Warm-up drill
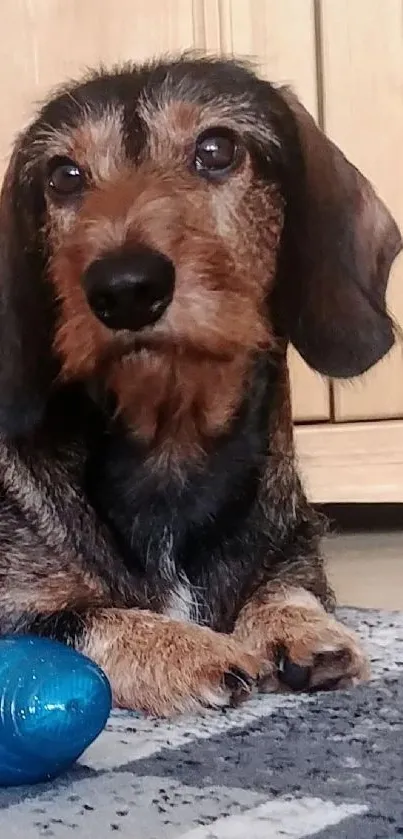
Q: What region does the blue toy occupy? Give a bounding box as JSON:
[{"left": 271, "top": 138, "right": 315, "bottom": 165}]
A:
[{"left": 0, "top": 635, "right": 112, "bottom": 786}]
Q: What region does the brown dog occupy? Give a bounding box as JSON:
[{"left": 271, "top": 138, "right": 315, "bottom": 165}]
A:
[{"left": 0, "top": 56, "right": 400, "bottom": 715}]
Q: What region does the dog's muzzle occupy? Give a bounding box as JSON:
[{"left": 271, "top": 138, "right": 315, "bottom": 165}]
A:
[{"left": 81, "top": 248, "right": 175, "bottom": 332}]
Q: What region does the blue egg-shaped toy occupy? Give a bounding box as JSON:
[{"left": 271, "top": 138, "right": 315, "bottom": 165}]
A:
[{"left": 0, "top": 636, "right": 112, "bottom": 786}]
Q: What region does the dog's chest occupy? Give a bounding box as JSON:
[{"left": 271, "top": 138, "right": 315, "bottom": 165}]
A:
[
  {"left": 84, "top": 438, "right": 207, "bottom": 617},
  {"left": 138, "top": 522, "right": 201, "bottom": 623},
  {"left": 84, "top": 364, "right": 273, "bottom": 621}
]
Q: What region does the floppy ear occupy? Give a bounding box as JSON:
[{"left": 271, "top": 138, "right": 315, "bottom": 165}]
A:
[
  {"left": 275, "top": 88, "right": 402, "bottom": 378},
  {"left": 0, "top": 142, "right": 56, "bottom": 436}
]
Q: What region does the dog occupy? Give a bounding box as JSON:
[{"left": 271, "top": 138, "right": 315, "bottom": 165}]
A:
[{"left": 0, "top": 56, "right": 400, "bottom": 715}]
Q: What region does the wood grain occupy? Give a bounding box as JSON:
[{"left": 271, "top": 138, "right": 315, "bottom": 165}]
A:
[
  {"left": 296, "top": 420, "right": 403, "bottom": 503},
  {"left": 319, "top": 0, "right": 403, "bottom": 420}
]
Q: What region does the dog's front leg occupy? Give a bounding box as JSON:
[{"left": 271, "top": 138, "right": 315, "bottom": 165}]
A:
[
  {"left": 29, "top": 607, "right": 259, "bottom": 716},
  {"left": 233, "top": 582, "right": 370, "bottom": 693}
]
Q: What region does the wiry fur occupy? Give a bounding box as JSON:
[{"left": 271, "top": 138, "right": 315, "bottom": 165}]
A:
[{"left": 0, "top": 56, "right": 400, "bottom": 714}]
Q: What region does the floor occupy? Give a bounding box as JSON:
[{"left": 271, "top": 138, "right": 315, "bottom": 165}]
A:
[{"left": 326, "top": 531, "right": 403, "bottom": 610}]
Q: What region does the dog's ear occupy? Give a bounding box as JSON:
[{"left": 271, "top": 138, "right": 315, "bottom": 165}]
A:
[
  {"left": 275, "top": 88, "right": 402, "bottom": 378},
  {"left": 0, "top": 141, "right": 56, "bottom": 436}
]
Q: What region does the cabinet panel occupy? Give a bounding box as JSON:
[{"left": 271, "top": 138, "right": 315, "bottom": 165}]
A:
[
  {"left": 320, "top": 0, "right": 403, "bottom": 420},
  {"left": 289, "top": 349, "right": 330, "bottom": 422}
]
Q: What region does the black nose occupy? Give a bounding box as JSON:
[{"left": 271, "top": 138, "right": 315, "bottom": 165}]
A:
[{"left": 82, "top": 249, "right": 175, "bottom": 331}]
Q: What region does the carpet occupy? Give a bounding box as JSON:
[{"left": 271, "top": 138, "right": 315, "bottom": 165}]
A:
[{"left": 1, "top": 608, "right": 403, "bottom": 838}]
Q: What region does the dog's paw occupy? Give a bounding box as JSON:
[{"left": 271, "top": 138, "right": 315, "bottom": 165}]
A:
[
  {"left": 257, "top": 609, "right": 370, "bottom": 693},
  {"left": 134, "top": 626, "right": 260, "bottom": 715},
  {"left": 233, "top": 590, "right": 370, "bottom": 695},
  {"left": 93, "top": 610, "right": 260, "bottom": 716},
  {"left": 188, "top": 645, "right": 259, "bottom": 712}
]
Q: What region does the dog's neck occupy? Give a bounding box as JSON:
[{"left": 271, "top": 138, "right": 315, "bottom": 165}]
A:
[{"left": 103, "top": 349, "right": 250, "bottom": 469}]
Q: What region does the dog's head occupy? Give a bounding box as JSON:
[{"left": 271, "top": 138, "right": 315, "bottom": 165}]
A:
[{"left": 0, "top": 56, "right": 400, "bottom": 437}]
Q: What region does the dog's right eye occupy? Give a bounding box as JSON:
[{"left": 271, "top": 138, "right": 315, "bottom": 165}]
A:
[
  {"left": 193, "top": 128, "right": 242, "bottom": 180},
  {"left": 46, "top": 157, "right": 85, "bottom": 199}
]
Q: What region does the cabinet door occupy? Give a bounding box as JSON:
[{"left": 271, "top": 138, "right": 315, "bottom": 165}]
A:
[
  {"left": 319, "top": 0, "right": 403, "bottom": 421},
  {"left": 201, "top": 0, "right": 331, "bottom": 421},
  {"left": 0, "top": 0, "right": 199, "bottom": 175}
]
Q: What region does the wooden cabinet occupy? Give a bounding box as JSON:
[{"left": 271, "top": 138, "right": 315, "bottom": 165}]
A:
[{"left": 0, "top": 0, "right": 402, "bottom": 500}]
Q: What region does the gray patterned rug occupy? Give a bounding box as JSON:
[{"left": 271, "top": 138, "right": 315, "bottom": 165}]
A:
[{"left": 2, "top": 608, "right": 403, "bottom": 838}]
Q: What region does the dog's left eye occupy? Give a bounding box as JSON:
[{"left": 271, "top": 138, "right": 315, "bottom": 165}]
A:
[
  {"left": 194, "top": 129, "right": 242, "bottom": 178},
  {"left": 46, "top": 156, "right": 85, "bottom": 199}
]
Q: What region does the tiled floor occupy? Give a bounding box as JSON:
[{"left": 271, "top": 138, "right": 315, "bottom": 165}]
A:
[{"left": 326, "top": 531, "right": 403, "bottom": 610}]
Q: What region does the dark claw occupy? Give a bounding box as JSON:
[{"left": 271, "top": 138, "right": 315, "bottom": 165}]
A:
[
  {"left": 276, "top": 649, "right": 311, "bottom": 692},
  {"left": 224, "top": 667, "right": 255, "bottom": 705}
]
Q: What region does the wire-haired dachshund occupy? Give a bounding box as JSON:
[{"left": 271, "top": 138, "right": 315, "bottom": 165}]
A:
[{"left": 0, "top": 56, "right": 400, "bottom": 715}]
